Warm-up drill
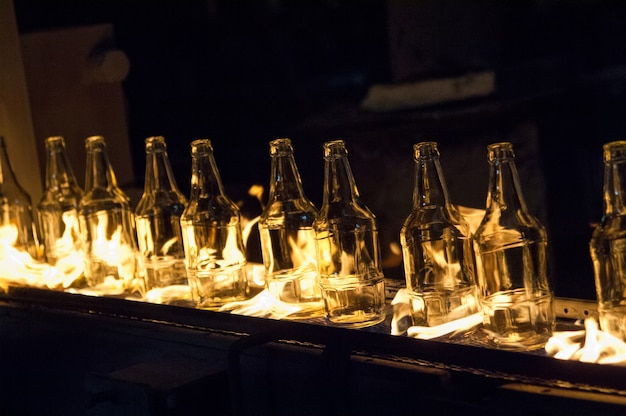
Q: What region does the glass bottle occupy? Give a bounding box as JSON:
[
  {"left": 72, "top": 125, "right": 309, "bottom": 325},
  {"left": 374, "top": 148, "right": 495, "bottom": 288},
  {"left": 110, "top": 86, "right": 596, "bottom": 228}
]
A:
[
  {"left": 0, "top": 136, "right": 41, "bottom": 260},
  {"left": 400, "top": 142, "right": 479, "bottom": 327},
  {"left": 78, "top": 135, "right": 144, "bottom": 297},
  {"left": 590, "top": 140, "right": 626, "bottom": 342},
  {"left": 180, "top": 139, "right": 248, "bottom": 309},
  {"left": 314, "top": 139, "right": 386, "bottom": 327},
  {"left": 37, "top": 136, "right": 85, "bottom": 288},
  {"left": 473, "top": 142, "right": 554, "bottom": 350},
  {"left": 135, "top": 136, "right": 189, "bottom": 302},
  {"left": 259, "top": 138, "right": 323, "bottom": 318}
]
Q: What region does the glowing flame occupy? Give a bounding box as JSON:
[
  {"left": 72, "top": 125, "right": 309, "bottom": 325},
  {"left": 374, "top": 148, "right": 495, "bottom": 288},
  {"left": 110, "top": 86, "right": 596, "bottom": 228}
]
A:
[
  {"left": 545, "top": 318, "right": 626, "bottom": 365},
  {"left": 74, "top": 211, "right": 144, "bottom": 297},
  {"left": 0, "top": 223, "right": 68, "bottom": 291},
  {"left": 50, "top": 211, "right": 84, "bottom": 287},
  {"left": 391, "top": 288, "right": 482, "bottom": 338}
]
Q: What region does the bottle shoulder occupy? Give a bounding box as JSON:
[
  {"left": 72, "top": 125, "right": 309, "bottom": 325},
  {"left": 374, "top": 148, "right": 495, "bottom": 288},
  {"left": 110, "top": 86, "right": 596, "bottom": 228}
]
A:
[
  {"left": 182, "top": 195, "right": 240, "bottom": 222},
  {"left": 474, "top": 210, "right": 547, "bottom": 247},
  {"left": 135, "top": 190, "right": 188, "bottom": 214},
  {"left": 592, "top": 215, "right": 626, "bottom": 239},
  {"left": 38, "top": 190, "right": 82, "bottom": 210},
  {"left": 260, "top": 198, "right": 318, "bottom": 219},
  {"left": 79, "top": 188, "right": 131, "bottom": 209}
]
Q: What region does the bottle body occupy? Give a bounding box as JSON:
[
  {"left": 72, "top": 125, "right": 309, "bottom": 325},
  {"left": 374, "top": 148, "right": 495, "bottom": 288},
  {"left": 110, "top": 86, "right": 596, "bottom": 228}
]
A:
[
  {"left": 37, "top": 136, "right": 84, "bottom": 288},
  {"left": 474, "top": 142, "right": 554, "bottom": 350},
  {"left": 314, "top": 139, "right": 386, "bottom": 327},
  {"left": 135, "top": 136, "right": 188, "bottom": 301},
  {"left": 0, "top": 136, "right": 41, "bottom": 261},
  {"left": 590, "top": 141, "right": 626, "bottom": 341},
  {"left": 181, "top": 139, "right": 247, "bottom": 309},
  {"left": 79, "top": 136, "right": 144, "bottom": 297},
  {"left": 400, "top": 142, "right": 479, "bottom": 327},
  {"left": 259, "top": 138, "right": 322, "bottom": 317}
]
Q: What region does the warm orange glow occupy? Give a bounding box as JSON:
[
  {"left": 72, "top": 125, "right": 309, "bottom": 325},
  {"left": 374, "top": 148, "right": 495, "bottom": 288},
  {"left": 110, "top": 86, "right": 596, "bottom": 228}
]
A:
[
  {"left": 545, "top": 318, "right": 626, "bottom": 365},
  {"left": 0, "top": 223, "right": 68, "bottom": 290},
  {"left": 50, "top": 211, "right": 84, "bottom": 287}
]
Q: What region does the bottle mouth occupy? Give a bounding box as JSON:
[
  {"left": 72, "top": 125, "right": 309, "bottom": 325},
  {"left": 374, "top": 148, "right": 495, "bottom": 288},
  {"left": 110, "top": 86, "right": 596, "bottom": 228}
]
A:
[
  {"left": 413, "top": 142, "right": 439, "bottom": 160},
  {"left": 45, "top": 136, "right": 66, "bottom": 148},
  {"left": 145, "top": 136, "right": 168, "bottom": 153},
  {"left": 190, "top": 138, "right": 213, "bottom": 155},
  {"left": 603, "top": 140, "right": 626, "bottom": 163},
  {"left": 323, "top": 139, "right": 348, "bottom": 159},
  {"left": 269, "top": 138, "right": 293, "bottom": 156},
  {"left": 85, "top": 136, "right": 106, "bottom": 150},
  {"left": 487, "top": 142, "right": 515, "bottom": 163}
]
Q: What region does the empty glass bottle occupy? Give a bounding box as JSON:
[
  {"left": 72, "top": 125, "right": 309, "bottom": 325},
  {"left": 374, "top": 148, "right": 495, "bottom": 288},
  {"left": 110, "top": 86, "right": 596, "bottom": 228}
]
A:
[
  {"left": 0, "top": 136, "right": 41, "bottom": 260},
  {"left": 473, "top": 142, "right": 554, "bottom": 350},
  {"left": 400, "top": 142, "right": 479, "bottom": 327},
  {"left": 180, "top": 139, "right": 248, "bottom": 309},
  {"left": 37, "top": 136, "right": 84, "bottom": 288},
  {"left": 590, "top": 140, "right": 626, "bottom": 342},
  {"left": 314, "top": 139, "right": 386, "bottom": 327},
  {"left": 259, "top": 138, "right": 323, "bottom": 318},
  {"left": 78, "top": 135, "right": 144, "bottom": 297},
  {"left": 135, "top": 136, "right": 188, "bottom": 300}
]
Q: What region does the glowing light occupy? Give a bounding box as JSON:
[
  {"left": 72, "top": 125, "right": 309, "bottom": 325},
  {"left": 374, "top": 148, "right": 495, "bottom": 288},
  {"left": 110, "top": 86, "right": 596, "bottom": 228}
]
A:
[
  {"left": 0, "top": 223, "right": 68, "bottom": 290},
  {"left": 545, "top": 318, "right": 626, "bottom": 365}
]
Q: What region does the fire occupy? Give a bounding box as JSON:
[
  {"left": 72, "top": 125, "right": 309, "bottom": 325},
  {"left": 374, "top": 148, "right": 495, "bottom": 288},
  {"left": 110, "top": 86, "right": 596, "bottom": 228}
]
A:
[
  {"left": 49, "top": 211, "right": 84, "bottom": 287},
  {"left": 219, "top": 285, "right": 322, "bottom": 319},
  {"left": 545, "top": 318, "right": 626, "bottom": 365},
  {"left": 0, "top": 223, "right": 68, "bottom": 291},
  {"left": 391, "top": 287, "right": 482, "bottom": 338}
]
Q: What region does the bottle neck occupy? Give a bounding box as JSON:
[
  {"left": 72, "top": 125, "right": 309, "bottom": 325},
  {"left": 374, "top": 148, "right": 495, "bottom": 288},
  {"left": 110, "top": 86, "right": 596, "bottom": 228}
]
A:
[
  {"left": 268, "top": 153, "right": 306, "bottom": 201},
  {"left": 412, "top": 146, "right": 450, "bottom": 209},
  {"left": 144, "top": 146, "right": 179, "bottom": 193},
  {"left": 0, "top": 137, "right": 21, "bottom": 189},
  {"left": 322, "top": 152, "right": 359, "bottom": 205},
  {"left": 603, "top": 144, "right": 626, "bottom": 216},
  {"left": 45, "top": 139, "right": 80, "bottom": 191},
  {"left": 485, "top": 144, "right": 528, "bottom": 214},
  {"left": 84, "top": 137, "right": 119, "bottom": 191},
  {"left": 189, "top": 141, "right": 225, "bottom": 199}
]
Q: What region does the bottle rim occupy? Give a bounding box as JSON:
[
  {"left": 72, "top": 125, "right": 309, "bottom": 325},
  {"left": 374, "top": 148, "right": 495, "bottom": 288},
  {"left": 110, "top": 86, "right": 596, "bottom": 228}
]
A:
[
  {"left": 45, "top": 136, "right": 65, "bottom": 147},
  {"left": 190, "top": 138, "right": 213, "bottom": 155},
  {"left": 145, "top": 136, "right": 168, "bottom": 152},
  {"left": 413, "top": 141, "right": 439, "bottom": 159},
  {"left": 487, "top": 141, "right": 515, "bottom": 162},
  {"left": 323, "top": 139, "right": 348, "bottom": 159},
  {"left": 269, "top": 137, "right": 293, "bottom": 156},
  {"left": 603, "top": 140, "right": 626, "bottom": 163}
]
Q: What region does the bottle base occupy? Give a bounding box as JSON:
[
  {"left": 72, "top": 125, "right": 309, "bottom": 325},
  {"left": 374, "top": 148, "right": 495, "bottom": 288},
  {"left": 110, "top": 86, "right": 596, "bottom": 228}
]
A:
[
  {"left": 188, "top": 268, "right": 248, "bottom": 309},
  {"left": 480, "top": 289, "right": 555, "bottom": 351},
  {"left": 321, "top": 276, "right": 386, "bottom": 328},
  {"left": 408, "top": 286, "right": 479, "bottom": 327}
]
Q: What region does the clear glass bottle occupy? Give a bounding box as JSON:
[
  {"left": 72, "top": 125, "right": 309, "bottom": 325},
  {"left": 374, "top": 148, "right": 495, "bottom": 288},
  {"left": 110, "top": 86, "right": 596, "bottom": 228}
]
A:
[
  {"left": 37, "top": 136, "right": 85, "bottom": 288},
  {"left": 400, "top": 142, "right": 479, "bottom": 327},
  {"left": 590, "top": 140, "right": 626, "bottom": 342},
  {"left": 78, "top": 135, "right": 144, "bottom": 297},
  {"left": 0, "top": 136, "right": 41, "bottom": 260},
  {"left": 473, "top": 142, "right": 554, "bottom": 350},
  {"left": 314, "top": 139, "right": 386, "bottom": 327},
  {"left": 259, "top": 138, "right": 323, "bottom": 318},
  {"left": 180, "top": 139, "right": 248, "bottom": 309},
  {"left": 135, "top": 136, "right": 188, "bottom": 300}
]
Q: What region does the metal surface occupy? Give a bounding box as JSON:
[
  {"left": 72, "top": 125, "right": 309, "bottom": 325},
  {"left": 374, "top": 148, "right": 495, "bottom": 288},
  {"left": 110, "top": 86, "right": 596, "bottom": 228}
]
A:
[{"left": 0, "top": 284, "right": 624, "bottom": 415}]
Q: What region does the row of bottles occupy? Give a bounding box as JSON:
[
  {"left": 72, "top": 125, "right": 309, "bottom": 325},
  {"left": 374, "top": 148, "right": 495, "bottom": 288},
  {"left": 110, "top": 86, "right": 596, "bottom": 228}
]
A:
[
  {"left": 401, "top": 141, "right": 553, "bottom": 350},
  {"left": 0, "top": 134, "right": 551, "bottom": 342},
  {"left": 33, "top": 135, "right": 247, "bottom": 303},
  {"left": 8, "top": 132, "right": 626, "bottom": 347}
]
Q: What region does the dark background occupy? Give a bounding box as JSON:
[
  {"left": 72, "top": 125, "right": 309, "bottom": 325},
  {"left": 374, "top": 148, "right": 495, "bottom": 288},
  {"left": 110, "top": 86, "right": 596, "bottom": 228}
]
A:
[{"left": 13, "top": 0, "right": 626, "bottom": 300}]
